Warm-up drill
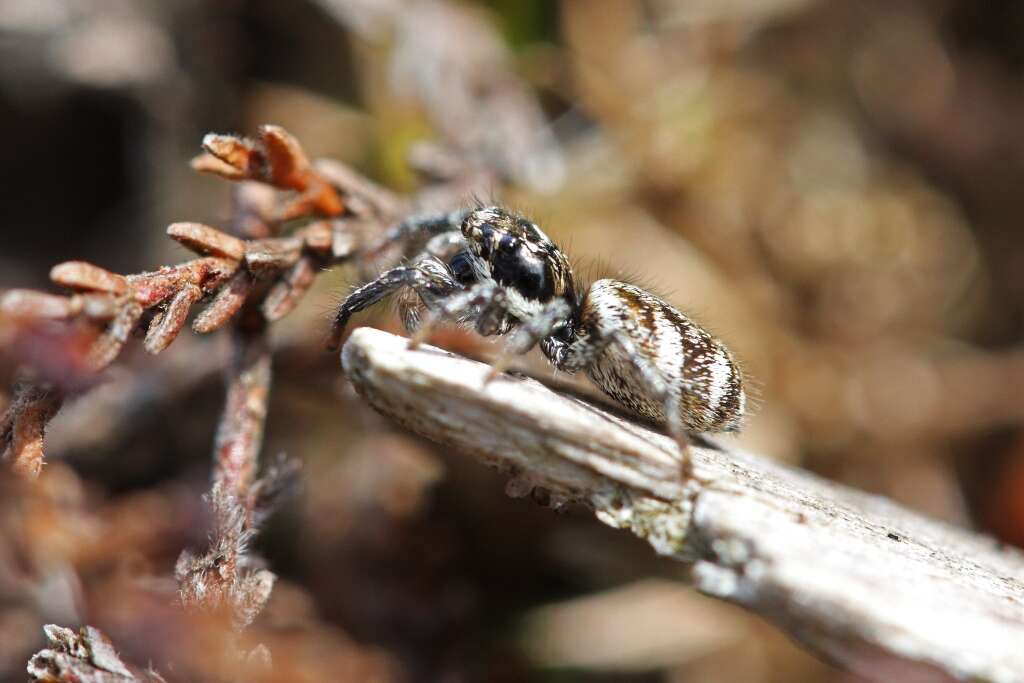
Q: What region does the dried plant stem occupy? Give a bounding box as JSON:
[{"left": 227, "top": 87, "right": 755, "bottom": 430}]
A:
[
  {"left": 214, "top": 322, "right": 272, "bottom": 504},
  {"left": 1, "top": 125, "right": 407, "bottom": 482},
  {"left": 174, "top": 201, "right": 283, "bottom": 651},
  {"left": 1, "top": 382, "right": 64, "bottom": 479}
]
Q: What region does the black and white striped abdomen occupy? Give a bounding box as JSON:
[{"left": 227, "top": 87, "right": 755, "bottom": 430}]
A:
[{"left": 579, "top": 280, "right": 746, "bottom": 433}]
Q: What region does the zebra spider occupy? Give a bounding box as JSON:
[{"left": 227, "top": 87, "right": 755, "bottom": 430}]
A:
[{"left": 328, "top": 206, "right": 747, "bottom": 468}]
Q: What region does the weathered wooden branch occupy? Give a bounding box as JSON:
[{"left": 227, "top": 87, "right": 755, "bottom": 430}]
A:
[{"left": 341, "top": 327, "right": 1024, "bottom": 683}]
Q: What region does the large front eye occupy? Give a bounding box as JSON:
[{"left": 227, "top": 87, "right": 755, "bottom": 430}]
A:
[{"left": 492, "top": 238, "right": 553, "bottom": 302}]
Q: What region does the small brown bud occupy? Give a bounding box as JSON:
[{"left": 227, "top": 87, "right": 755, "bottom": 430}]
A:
[
  {"left": 262, "top": 256, "right": 316, "bottom": 322},
  {"left": 50, "top": 262, "right": 129, "bottom": 295},
  {"left": 259, "top": 125, "right": 309, "bottom": 190},
  {"left": 0, "top": 290, "right": 75, "bottom": 319},
  {"left": 77, "top": 293, "right": 120, "bottom": 321},
  {"left": 194, "top": 270, "right": 252, "bottom": 333},
  {"left": 144, "top": 284, "right": 203, "bottom": 354},
  {"left": 87, "top": 301, "right": 143, "bottom": 370},
  {"left": 191, "top": 152, "right": 247, "bottom": 180},
  {"left": 167, "top": 222, "right": 246, "bottom": 261},
  {"left": 245, "top": 238, "right": 303, "bottom": 274},
  {"left": 202, "top": 133, "right": 261, "bottom": 174}
]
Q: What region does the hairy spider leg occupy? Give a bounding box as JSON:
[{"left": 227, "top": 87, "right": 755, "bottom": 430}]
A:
[
  {"left": 422, "top": 231, "right": 469, "bottom": 260},
  {"left": 552, "top": 323, "right": 697, "bottom": 476},
  {"left": 395, "top": 234, "right": 477, "bottom": 332},
  {"left": 407, "top": 282, "right": 505, "bottom": 349},
  {"left": 484, "top": 299, "right": 574, "bottom": 382},
  {"left": 327, "top": 256, "right": 460, "bottom": 351},
  {"left": 604, "top": 328, "right": 699, "bottom": 476},
  {"left": 364, "top": 209, "right": 471, "bottom": 258}
]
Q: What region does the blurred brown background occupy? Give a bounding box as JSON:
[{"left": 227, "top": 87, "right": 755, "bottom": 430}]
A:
[{"left": 3, "top": 0, "right": 1024, "bottom": 681}]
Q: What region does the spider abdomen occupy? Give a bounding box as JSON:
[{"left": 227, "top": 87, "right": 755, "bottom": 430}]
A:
[{"left": 579, "top": 280, "right": 746, "bottom": 433}]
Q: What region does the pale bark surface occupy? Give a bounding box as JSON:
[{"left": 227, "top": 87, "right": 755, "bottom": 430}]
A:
[{"left": 342, "top": 327, "right": 1024, "bottom": 683}]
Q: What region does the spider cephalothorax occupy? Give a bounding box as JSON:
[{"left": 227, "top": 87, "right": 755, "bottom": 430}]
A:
[
  {"left": 460, "top": 206, "right": 576, "bottom": 311},
  {"left": 329, "top": 206, "right": 746, "bottom": 458}
]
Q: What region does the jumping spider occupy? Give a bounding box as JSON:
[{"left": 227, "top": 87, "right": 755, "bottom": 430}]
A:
[{"left": 328, "top": 206, "right": 746, "bottom": 469}]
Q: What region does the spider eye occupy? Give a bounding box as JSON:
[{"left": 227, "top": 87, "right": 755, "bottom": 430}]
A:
[{"left": 492, "top": 238, "right": 553, "bottom": 302}]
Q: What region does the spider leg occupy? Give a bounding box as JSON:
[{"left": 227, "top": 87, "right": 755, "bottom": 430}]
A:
[
  {"left": 364, "top": 209, "right": 471, "bottom": 258},
  {"left": 423, "top": 231, "right": 469, "bottom": 261},
  {"left": 484, "top": 299, "right": 573, "bottom": 382},
  {"left": 407, "top": 282, "right": 503, "bottom": 349},
  {"left": 603, "top": 329, "right": 698, "bottom": 477},
  {"left": 555, "top": 324, "right": 697, "bottom": 478},
  {"left": 327, "top": 256, "right": 458, "bottom": 351}
]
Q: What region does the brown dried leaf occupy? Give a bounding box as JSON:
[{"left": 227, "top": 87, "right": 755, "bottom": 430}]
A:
[
  {"left": 197, "top": 127, "right": 345, "bottom": 221},
  {"left": 1, "top": 382, "right": 63, "bottom": 479},
  {"left": 51, "top": 262, "right": 129, "bottom": 296},
  {"left": 202, "top": 133, "right": 263, "bottom": 176},
  {"left": 274, "top": 183, "right": 345, "bottom": 222},
  {"left": 144, "top": 284, "right": 203, "bottom": 355},
  {"left": 191, "top": 152, "right": 247, "bottom": 180},
  {"left": 87, "top": 302, "right": 143, "bottom": 370},
  {"left": 312, "top": 179, "right": 346, "bottom": 217},
  {"left": 0, "top": 291, "right": 123, "bottom": 326},
  {"left": 259, "top": 124, "right": 310, "bottom": 190},
  {"left": 167, "top": 222, "right": 246, "bottom": 261},
  {"left": 244, "top": 237, "right": 303, "bottom": 274},
  {"left": 77, "top": 294, "right": 120, "bottom": 321},
  {"left": 193, "top": 270, "right": 252, "bottom": 334},
  {"left": 274, "top": 193, "right": 316, "bottom": 223},
  {"left": 0, "top": 290, "right": 75, "bottom": 319},
  {"left": 262, "top": 255, "right": 316, "bottom": 322}
]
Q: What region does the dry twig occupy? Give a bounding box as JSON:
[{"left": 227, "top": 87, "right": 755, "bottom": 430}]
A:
[
  {"left": 341, "top": 327, "right": 1024, "bottom": 683},
  {"left": 0, "top": 381, "right": 64, "bottom": 480},
  {"left": 213, "top": 324, "right": 272, "bottom": 504},
  {"left": 15, "top": 126, "right": 377, "bottom": 680},
  {"left": 0, "top": 125, "right": 402, "bottom": 482},
  {"left": 172, "top": 175, "right": 302, "bottom": 666}
]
